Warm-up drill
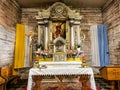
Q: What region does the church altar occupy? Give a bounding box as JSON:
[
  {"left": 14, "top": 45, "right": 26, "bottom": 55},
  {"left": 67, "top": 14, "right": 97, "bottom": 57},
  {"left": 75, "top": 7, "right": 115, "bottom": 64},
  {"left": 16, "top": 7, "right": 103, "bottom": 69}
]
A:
[
  {"left": 27, "top": 67, "right": 96, "bottom": 90},
  {"left": 27, "top": 2, "right": 96, "bottom": 90},
  {"left": 34, "top": 2, "right": 86, "bottom": 64}
]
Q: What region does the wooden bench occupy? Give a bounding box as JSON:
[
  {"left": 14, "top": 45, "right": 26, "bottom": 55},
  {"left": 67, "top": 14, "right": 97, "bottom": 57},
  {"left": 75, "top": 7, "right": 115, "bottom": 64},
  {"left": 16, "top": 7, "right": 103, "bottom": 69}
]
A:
[
  {"left": 0, "top": 65, "right": 18, "bottom": 90},
  {"left": 0, "top": 67, "right": 6, "bottom": 90},
  {"left": 100, "top": 66, "right": 120, "bottom": 90}
]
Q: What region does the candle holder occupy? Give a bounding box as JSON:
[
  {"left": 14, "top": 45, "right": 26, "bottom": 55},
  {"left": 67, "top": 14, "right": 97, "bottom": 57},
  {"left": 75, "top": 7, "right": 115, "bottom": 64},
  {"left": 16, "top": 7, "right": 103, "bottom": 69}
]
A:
[
  {"left": 82, "top": 59, "right": 87, "bottom": 67},
  {"left": 34, "top": 61, "right": 39, "bottom": 68},
  {"left": 81, "top": 54, "right": 87, "bottom": 67}
]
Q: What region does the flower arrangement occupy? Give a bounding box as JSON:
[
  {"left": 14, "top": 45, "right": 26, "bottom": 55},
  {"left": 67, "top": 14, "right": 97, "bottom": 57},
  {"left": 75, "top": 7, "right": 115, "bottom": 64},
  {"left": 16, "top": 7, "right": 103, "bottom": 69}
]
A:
[
  {"left": 40, "top": 50, "right": 53, "bottom": 60},
  {"left": 72, "top": 49, "right": 78, "bottom": 57},
  {"left": 40, "top": 50, "right": 49, "bottom": 60},
  {"left": 66, "top": 49, "right": 78, "bottom": 59}
]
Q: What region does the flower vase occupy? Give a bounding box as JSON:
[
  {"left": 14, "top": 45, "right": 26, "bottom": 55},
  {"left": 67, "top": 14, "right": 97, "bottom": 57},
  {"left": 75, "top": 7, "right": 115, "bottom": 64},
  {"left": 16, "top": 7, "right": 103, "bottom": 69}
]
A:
[
  {"left": 43, "top": 55, "right": 47, "bottom": 61},
  {"left": 72, "top": 54, "right": 76, "bottom": 60}
]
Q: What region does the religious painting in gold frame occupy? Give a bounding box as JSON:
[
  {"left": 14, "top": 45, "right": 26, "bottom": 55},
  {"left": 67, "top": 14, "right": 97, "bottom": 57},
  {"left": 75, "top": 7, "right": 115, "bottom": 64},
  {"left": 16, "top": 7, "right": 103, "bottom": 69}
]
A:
[{"left": 52, "top": 21, "right": 66, "bottom": 39}]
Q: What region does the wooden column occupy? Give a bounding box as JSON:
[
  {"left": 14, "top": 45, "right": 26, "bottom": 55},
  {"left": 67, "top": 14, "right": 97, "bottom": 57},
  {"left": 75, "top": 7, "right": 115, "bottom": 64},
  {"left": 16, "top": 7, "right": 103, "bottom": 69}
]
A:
[
  {"left": 38, "top": 25, "right": 41, "bottom": 44},
  {"left": 70, "top": 22, "right": 75, "bottom": 49},
  {"left": 44, "top": 21, "right": 49, "bottom": 50},
  {"left": 77, "top": 25, "right": 81, "bottom": 45}
]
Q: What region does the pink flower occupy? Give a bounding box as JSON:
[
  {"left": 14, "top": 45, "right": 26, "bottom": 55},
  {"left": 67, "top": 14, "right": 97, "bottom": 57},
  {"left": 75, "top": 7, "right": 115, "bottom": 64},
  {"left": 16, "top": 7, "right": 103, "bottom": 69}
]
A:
[{"left": 41, "top": 50, "right": 48, "bottom": 56}]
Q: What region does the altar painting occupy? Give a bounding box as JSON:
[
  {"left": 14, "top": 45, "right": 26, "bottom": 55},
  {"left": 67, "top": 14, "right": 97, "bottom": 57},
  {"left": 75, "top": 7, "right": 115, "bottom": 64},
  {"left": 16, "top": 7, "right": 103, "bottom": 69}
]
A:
[{"left": 52, "top": 22, "right": 66, "bottom": 39}]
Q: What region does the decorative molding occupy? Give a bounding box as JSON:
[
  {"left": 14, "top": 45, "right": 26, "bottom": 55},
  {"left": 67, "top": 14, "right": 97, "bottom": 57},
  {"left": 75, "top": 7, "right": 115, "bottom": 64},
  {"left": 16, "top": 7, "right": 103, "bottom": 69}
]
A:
[{"left": 36, "top": 2, "right": 82, "bottom": 22}]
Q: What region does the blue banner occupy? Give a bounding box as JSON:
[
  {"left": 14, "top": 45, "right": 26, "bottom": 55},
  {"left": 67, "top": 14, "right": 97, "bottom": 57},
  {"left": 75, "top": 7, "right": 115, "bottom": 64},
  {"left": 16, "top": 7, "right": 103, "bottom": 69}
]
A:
[{"left": 97, "top": 24, "right": 110, "bottom": 67}]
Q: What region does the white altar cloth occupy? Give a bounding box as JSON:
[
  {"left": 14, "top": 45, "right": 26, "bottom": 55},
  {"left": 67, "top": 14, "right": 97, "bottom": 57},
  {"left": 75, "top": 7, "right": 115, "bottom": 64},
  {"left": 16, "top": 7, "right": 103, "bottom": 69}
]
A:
[
  {"left": 27, "top": 67, "right": 96, "bottom": 90},
  {"left": 39, "top": 61, "right": 82, "bottom": 67}
]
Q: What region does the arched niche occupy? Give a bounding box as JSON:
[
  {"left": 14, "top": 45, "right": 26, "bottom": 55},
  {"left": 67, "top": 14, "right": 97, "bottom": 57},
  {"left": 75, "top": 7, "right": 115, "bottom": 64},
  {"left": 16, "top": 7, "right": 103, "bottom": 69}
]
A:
[{"left": 53, "top": 36, "right": 66, "bottom": 52}]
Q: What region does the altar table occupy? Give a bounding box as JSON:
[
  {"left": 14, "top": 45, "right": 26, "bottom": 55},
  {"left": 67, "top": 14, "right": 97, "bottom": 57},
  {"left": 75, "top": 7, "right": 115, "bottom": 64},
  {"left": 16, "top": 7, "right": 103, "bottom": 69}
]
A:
[{"left": 27, "top": 67, "right": 96, "bottom": 90}]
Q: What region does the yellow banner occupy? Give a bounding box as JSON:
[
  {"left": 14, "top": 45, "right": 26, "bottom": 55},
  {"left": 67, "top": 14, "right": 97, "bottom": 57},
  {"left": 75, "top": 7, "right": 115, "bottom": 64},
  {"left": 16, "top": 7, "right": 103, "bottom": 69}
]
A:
[{"left": 14, "top": 24, "right": 25, "bottom": 69}]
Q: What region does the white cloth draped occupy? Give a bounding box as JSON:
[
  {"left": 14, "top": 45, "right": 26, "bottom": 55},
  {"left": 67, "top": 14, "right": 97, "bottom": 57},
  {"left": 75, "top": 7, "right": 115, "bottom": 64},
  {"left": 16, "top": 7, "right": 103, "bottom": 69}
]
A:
[
  {"left": 27, "top": 67, "right": 96, "bottom": 90},
  {"left": 90, "top": 25, "right": 100, "bottom": 66},
  {"left": 24, "top": 25, "right": 30, "bottom": 67}
]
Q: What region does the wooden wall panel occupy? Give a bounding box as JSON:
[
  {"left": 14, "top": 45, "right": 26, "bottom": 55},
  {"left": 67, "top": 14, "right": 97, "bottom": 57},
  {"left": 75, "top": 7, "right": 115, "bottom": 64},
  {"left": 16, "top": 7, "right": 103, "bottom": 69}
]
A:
[
  {"left": 102, "top": 0, "right": 120, "bottom": 65},
  {"left": 0, "top": 0, "right": 21, "bottom": 67},
  {"left": 0, "top": 25, "right": 15, "bottom": 66}
]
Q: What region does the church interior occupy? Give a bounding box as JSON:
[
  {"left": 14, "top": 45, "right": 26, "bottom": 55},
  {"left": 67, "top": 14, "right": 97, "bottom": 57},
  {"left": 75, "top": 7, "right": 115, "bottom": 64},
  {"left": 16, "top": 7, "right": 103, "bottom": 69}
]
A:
[{"left": 0, "top": 0, "right": 120, "bottom": 90}]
